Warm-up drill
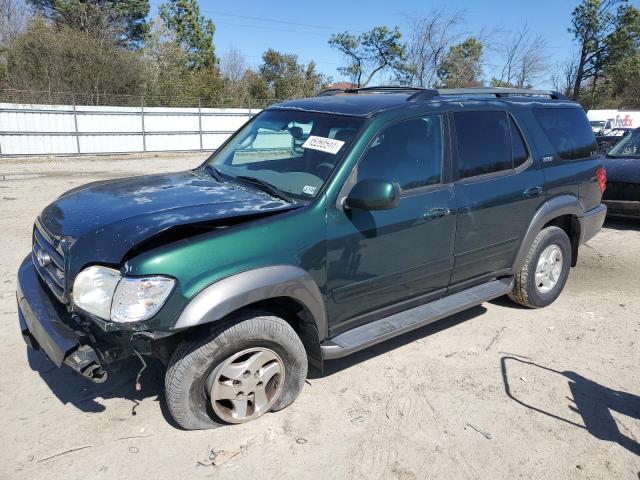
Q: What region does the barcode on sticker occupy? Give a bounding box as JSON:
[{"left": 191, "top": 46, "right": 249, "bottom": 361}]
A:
[{"left": 302, "top": 135, "right": 345, "bottom": 155}]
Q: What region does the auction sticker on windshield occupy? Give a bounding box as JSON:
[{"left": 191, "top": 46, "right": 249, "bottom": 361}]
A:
[{"left": 302, "top": 136, "right": 345, "bottom": 155}]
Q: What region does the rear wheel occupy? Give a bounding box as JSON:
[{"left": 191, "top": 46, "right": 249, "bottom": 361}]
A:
[
  {"left": 165, "top": 311, "right": 307, "bottom": 430},
  {"left": 509, "top": 226, "right": 572, "bottom": 308}
]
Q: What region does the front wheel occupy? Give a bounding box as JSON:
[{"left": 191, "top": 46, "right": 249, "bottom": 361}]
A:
[
  {"left": 509, "top": 226, "right": 572, "bottom": 308},
  {"left": 165, "top": 311, "right": 308, "bottom": 430}
]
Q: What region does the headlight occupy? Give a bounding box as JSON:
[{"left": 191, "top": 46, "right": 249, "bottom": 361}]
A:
[
  {"left": 111, "top": 276, "right": 175, "bottom": 323},
  {"left": 72, "top": 266, "right": 121, "bottom": 320},
  {"left": 72, "top": 266, "right": 175, "bottom": 323}
]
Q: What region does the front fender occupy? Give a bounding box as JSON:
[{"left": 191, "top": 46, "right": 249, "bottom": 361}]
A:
[{"left": 172, "top": 265, "right": 328, "bottom": 339}]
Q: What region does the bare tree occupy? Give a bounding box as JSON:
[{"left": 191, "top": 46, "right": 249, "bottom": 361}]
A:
[
  {"left": 0, "top": 0, "right": 27, "bottom": 48},
  {"left": 220, "top": 46, "right": 247, "bottom": 83},
  {"left": 401, "top": 9, "right": 466, "bottom": 87},
  {"left": 492, "top": 23, "right": 549, "bottom": 88},
  {"left": 550, "top": 54, "right": 579, "bottom": 97},
  {"left": 0, "top": 0, "right": 28, "bottom": 81}
]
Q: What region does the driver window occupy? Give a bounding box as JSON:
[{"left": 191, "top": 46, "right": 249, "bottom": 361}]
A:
[{"left": 357, "top": 115, "right": 443, "bottom": 190}]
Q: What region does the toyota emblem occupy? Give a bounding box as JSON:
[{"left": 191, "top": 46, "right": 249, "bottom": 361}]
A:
[{"left": 36, "top": 249, "right": 51, "bottom": 268}]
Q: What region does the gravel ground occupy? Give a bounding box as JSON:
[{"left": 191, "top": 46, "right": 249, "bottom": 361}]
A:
[{"left": 0, "top": 153, "right": 639, "bottom": 480}]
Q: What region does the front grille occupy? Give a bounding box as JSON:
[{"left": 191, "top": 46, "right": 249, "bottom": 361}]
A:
[{"left": 32, "top": 221, "right": 68, "bottom": 303}]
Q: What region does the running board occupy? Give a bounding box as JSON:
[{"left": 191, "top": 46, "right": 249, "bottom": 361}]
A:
[{"left": 321, "top": 277, "right": 513, "bottom": 360}]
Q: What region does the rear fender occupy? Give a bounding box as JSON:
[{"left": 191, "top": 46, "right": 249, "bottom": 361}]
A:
[{"left": 512, "top": 195, "right": 583, "bottom": 273}]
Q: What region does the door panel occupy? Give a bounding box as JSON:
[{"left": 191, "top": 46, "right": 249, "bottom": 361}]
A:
[
  {"left": 450, "top": 109, "right": 546, "bottom": 286},
  {"left": 326, "top": 187, "right": 457, "bottom": 331},
  {"left": 451, "top": 169, "right": 545, "bottom": 285},
  {"left": 325, "top": 113, "right": 456, "bottom": 333}
]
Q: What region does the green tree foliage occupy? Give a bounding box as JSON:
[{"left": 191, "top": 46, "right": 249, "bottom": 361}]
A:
[
  {"left": 329, "top": 26, "right": 407, "bottom": 87},
  {"left": 569, "top": 0, "right": 640, "bottom": 103},
  {"left": 7, "top": 16, "right": 144, "bottom": 96},
  {"left": 27, "top": 0, "right": 149, "bottom": 47},
  {"left": 142, "top": 17, "right": 191, "bottom": 102},
  {"left": 600, "top": 51, "right": 640, "bottom": 107},
  {"left": 436, "top": 37, "right": 483, "bottom": 88},
  {"left": 3, "top": 2, "right": 640, "bottom": 110},
  {"left": 143, "top": 17, "right": 226, "bottom": 106},
  {"left": 159, "top": 0, "right": 216, "bottom": 69},
  {"left": 259, "top": 49, "right": 327, "bottom": 99}
]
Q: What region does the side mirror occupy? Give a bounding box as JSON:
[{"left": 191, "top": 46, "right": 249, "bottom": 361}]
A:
[{"left": 344, "top": 179, "right": 400, "bottom": 211}]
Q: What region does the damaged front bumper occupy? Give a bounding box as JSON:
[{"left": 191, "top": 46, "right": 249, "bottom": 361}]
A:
[{"left": 17, "top": 256, "right": 108, "bottom": 383}]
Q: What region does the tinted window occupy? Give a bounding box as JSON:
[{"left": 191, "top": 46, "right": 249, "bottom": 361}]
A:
[
  {"left": 454, "top": 111, "right": 512, "bottom": 179},
  {"left": 534, "top": 107, "right": 597, "bottom": 160},
  {"left": 358, "top": 115, "right": 443, "bottom": 190},
  {"left": 510, "top": 117, "right": 529, "bottom": 167}
]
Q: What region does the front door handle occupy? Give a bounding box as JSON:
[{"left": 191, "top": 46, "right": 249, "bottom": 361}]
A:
[
  {"left": 523, "top": 186, "right": 543, "bottom": 198},
  {"left": 424, "top": 207, "right": 451, "bottom": 220}
]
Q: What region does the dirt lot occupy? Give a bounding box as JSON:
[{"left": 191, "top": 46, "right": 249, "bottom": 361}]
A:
[{"left": 0, "top": 153, "right": 639, "bottom": 480}]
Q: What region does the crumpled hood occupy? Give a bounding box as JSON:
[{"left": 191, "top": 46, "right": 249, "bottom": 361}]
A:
[{"left": 38, "top": 170, "right": 296, "bottom": 275}]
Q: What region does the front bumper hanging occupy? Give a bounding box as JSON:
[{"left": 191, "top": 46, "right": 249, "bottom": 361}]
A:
[{"left": 17, "top": 256, "right": 107, "bottom": 383}]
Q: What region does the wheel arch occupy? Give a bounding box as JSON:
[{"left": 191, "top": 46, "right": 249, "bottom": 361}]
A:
[
  {"left": 172, "top": 265, "right": 327, "bottom": 370},
  {"left": 512, "top": 195, "right": 584, "bottom": 273}
]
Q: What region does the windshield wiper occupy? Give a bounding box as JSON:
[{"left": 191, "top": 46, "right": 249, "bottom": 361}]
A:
[
  {"left": 234, "top": 175, "right": 294, "bottom": 203},
  {"left": 204, "top": 164, "right": 223, "bottom": 181}
]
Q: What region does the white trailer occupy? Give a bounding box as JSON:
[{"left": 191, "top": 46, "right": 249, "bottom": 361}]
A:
[{"left": 587, "top": 109, "right": 640, "bottom": 134}]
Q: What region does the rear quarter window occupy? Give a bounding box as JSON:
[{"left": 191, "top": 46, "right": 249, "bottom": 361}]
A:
[{"left": 533, "top": 107, "right": 597, "bottom": 160}]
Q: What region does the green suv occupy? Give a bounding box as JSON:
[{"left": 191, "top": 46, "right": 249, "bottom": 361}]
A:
[{"left": 17, "top": 87, "right": 607, "bottom": 429}]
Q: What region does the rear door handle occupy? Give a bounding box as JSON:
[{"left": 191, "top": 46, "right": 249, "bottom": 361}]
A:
[
  {"left": 424, "top": 207, "right": 451, "bottom": 220},
  {"left": 523, "top": 186, "right": 543, "bottom": 198}
]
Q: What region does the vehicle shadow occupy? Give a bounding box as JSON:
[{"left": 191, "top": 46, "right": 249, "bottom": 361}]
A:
[
  {"left": 314, "top": 305, "right": 488, "bottom": 379},
  {"left": 26, "top": 348, "right": 180, "bottom": 428},
  {"left": 603, "top": 217, "right": 639, "bottom": 231},
  {"left": 488, "top": 295, "right": 527, "bottom": 309},
  {"left": 500, "top": 355, "right": 640, "bottom": 455}
]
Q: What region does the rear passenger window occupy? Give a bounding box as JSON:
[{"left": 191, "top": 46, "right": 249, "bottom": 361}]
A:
[
  {"left": 510, "top": 117, "right": 529, "bottom": 167},
  {"left": 533, "top": 108, "right": 597, "bottom": 160},
  {"left": 454, "top": 111, "right": 512, "bottom": 179}
]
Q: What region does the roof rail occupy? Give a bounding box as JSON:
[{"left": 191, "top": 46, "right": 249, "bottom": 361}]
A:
[
  {"left": 316, "top": 88, "right": 347, "bottom": 97},
  {"left": 432, "top": 87, "right": 569, "bottom": 100},
  {"left": 316, "top": 85, "right": 428, "bottom": 97},
  {"left": 353, "top": 86, "right": 425, "bottom": 94},
  {"left": 406, "top": 90, "right": 439, "bottom": 101},
  {"left": 317, "top": 86, "right": 570, "bottom": 101}
]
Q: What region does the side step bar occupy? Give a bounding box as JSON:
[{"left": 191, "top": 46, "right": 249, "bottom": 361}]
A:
[{"left": 321, "top": 277, "right": 513, "bottom": 360}]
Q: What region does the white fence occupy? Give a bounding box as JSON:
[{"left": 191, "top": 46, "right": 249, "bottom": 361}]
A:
[{"left": 0, "top": 102, "right": 259, "bottom": 156}]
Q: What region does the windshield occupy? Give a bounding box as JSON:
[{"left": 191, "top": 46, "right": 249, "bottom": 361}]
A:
[
  {"left": 590, "top": 121, "right": 605, "bottom": 127},
  {"left": 608, "top": 129, "right": 640, "bottom": 157},
  {"left": 206, "top": 109, "right": 363, "bottom": 200}
]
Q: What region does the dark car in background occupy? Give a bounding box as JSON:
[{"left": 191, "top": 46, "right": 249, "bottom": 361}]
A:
[
  {"left": 603, "top": 127, "right": 640, "bottom": 218},
  {"left": 596, "top": 127, "right": 635, "bottom": 153}
]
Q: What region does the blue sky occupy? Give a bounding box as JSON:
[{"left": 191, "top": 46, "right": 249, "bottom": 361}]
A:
[{"left": 151, "top": 0, "right": 586, "bottom": 88}]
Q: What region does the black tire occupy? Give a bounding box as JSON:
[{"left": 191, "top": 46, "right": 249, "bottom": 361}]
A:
[
  {"left": 509, "top": 226, "right": 572, "bottom": 308},
  {"left": 165, "top": 311, "right": 307, "bottom": 430}
]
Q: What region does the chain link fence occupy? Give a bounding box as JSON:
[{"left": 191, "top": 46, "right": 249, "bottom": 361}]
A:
[{"left": 0, "top": 89, "right": 284, "bottom": 109}]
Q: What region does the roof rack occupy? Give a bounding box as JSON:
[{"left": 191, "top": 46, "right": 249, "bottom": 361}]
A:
[
  {"left": 443, "top": 87, "right": 568, "bottom": 99},
  {"left": 317, "top": 86, "right": 569, "bottom": 101},
  {"left": 316, "top": 85, "right": 428, "bottom": 96}
]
